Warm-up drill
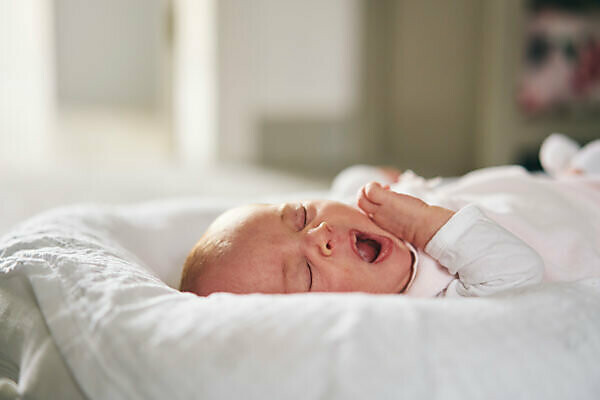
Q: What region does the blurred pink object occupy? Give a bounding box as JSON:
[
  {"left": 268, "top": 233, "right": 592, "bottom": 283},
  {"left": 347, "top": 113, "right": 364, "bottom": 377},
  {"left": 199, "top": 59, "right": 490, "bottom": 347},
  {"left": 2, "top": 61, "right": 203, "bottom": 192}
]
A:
[{"left": 518, "top": 10, "right": 600, "bottom": 114}]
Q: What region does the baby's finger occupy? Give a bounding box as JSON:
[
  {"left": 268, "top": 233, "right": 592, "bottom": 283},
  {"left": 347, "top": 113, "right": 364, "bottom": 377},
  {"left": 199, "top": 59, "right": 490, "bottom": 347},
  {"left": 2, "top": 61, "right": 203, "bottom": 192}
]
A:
[
  {"left": 357, "top": 189, "right": 379, "bottom": 216},
  {"left": 364, "top": 181, "right": 390, "bottom": 205}
]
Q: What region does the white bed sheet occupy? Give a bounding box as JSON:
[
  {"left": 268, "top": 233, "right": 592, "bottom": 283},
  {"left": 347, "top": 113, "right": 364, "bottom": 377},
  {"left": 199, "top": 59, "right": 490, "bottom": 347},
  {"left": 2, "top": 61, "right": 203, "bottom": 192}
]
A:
[{"left": 1, "top": 195, "right": 600, "bottom": 400}]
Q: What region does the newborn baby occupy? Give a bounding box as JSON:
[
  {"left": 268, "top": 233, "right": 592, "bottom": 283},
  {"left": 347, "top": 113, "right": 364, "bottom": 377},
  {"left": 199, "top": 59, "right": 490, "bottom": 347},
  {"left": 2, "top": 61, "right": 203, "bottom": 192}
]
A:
[{"left": 180, "top": 134, "right": 600, "bottom": 297}]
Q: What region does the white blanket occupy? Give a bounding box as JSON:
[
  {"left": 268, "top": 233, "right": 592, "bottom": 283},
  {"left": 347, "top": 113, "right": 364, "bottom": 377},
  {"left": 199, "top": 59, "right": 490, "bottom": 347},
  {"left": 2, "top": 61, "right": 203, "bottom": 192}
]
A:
[{"left": 1, "top": 188, "right": 600, "bottom": 399}]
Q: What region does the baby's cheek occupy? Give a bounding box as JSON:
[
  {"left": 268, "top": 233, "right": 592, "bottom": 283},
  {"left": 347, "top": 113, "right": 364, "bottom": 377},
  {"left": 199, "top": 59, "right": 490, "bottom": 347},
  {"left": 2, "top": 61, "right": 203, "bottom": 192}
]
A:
[
  {"left": 320, "top": 261, "right": 354, "bottom": 292},
  {"left": 330, "top": 274, "right": 362, "bottom": 292}
]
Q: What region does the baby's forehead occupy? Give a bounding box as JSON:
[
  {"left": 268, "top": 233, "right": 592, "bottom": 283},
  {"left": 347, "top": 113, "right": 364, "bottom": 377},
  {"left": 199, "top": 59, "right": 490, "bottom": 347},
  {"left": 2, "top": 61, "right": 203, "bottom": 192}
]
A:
[
  {"left": 212, "top": 204, "right": 272, "bottom": 234},
  {"left": 207, "top": 205, "right": 287, "bottom": 277},
  {"left": 206, "top": 204, "right": 279, "bottom": 252}
]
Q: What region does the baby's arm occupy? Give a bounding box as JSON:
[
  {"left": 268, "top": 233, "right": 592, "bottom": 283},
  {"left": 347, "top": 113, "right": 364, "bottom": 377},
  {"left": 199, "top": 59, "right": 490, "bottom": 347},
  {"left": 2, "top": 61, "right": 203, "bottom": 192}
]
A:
[
  {"left": 424, "top": 205, "right": 544, "bottom": 296},
  {"left": 358, "top": 182, "right": 544, "bottom": 296}
]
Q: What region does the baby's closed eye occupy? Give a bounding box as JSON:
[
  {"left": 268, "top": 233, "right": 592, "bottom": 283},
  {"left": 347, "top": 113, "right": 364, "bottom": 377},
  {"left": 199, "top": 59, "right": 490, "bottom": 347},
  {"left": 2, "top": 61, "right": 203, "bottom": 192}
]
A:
[{"left": 296, "top": 204, "right": 307, "bottom": 231}]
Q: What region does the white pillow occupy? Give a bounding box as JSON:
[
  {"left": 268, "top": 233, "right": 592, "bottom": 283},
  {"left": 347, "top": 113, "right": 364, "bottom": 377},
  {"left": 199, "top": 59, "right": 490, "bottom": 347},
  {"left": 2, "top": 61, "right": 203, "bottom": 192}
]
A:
[{"left": 1, "top": 199, "right": 600, "bottom": 400}]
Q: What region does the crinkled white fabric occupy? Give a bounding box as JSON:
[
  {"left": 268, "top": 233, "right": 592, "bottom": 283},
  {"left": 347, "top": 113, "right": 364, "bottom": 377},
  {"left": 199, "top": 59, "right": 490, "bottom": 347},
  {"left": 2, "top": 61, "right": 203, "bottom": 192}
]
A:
[
  {"left": 0, "top": 275, "right": 86, "bottom": 400},
  {"left": 2, "top": 196, "right": 600, "bottom": 399}
]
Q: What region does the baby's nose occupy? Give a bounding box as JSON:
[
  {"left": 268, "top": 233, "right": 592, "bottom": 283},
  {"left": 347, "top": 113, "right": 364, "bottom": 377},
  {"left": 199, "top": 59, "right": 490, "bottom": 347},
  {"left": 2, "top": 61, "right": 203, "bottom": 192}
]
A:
[
  {"left": 308, "top": 222, "right": 334, "bottom": 257},
  {"left": 320, "top": 239, "right": 333, "bottom": 256}
]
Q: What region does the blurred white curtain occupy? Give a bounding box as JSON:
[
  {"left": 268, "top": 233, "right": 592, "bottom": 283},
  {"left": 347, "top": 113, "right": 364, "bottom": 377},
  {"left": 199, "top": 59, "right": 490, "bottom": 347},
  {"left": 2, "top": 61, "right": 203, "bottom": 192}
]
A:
[
  {"left": 0, "top": 0, "right": 54, "bottom": 168},
  {"left": 173, "top": 0, "right": 217, "bottom": 165}
]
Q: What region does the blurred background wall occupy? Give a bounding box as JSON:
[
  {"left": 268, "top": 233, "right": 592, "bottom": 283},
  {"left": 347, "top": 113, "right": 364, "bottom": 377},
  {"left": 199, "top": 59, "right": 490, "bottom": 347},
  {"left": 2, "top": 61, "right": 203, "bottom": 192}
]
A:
[{"left": 1, "top": 0, "right": 600, "bottom": 181}]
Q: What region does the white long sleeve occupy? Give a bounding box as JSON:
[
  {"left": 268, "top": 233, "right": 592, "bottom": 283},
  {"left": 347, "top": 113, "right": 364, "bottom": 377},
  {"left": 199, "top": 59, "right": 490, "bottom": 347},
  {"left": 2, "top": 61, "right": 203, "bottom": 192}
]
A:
[{"left": 424, "top": 204, "right": 545, "bottom": 297}]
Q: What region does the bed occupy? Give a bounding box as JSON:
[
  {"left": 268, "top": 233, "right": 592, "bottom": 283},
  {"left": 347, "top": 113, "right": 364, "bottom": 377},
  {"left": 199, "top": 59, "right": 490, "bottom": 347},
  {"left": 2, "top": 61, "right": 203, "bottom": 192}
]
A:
[{"left": 1, "top": 169, "right": 600, "bottom": 400}]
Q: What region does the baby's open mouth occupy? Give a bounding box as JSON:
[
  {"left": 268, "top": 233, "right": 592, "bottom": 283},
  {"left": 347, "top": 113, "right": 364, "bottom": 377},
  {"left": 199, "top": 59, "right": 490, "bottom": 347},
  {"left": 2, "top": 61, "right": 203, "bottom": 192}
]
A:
[{"left": 350, "top": 230, "right": 392, "bottom": 264}]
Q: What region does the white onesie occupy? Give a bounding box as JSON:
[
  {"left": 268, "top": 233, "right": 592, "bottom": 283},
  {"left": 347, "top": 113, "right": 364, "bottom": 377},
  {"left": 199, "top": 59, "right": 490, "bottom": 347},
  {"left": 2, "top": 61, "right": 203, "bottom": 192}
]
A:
[{"left": 332, "top": 165, "right": 600, "bottom": 297}]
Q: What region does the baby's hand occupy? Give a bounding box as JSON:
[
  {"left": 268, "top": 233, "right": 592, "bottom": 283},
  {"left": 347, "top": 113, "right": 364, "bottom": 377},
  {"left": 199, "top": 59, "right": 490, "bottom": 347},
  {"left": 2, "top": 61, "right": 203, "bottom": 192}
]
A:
[{"left": 357, "top": 182, "right": 454, "bottom": 249}]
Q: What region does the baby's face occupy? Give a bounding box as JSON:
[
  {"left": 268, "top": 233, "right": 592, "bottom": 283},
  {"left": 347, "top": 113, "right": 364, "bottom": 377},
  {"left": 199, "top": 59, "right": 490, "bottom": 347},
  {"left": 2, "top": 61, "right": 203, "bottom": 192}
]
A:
[{"left": 195, "top": 200, "right": 414, "bottom": 295}]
